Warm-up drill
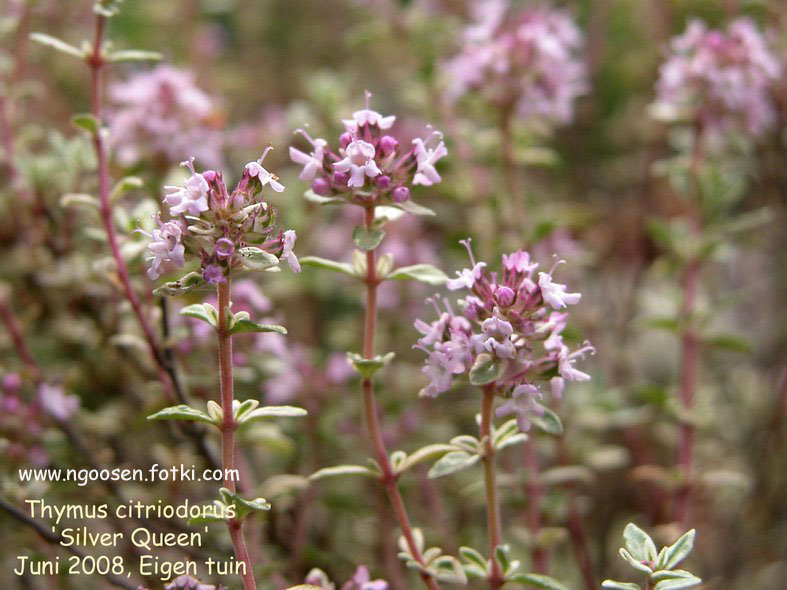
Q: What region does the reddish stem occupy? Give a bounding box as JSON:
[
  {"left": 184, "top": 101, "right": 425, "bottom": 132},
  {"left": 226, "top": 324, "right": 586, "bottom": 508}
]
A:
[
  {"left": 0, "top": 296, "right": 43, "bottom": 383},
  {"left": 87, "top": 14, "right": 179, "bottom": 403},
  {"left": 481, "top": 386, "right": 504, "bottom": 590},
  {"left": 217, "top": 278, "right": 257, "bottom": 590},
  {"left": 360, "top": 203, "right": 439, "bottom": 590}
]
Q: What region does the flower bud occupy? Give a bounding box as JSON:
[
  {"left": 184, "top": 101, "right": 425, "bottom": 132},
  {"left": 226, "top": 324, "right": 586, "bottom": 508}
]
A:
[
  {"left": 339, "top": 132, "right": 353, "bottom": 149},
  {"left": 333, "top": 171, "right": 350, "bottom": 185},
  {"left": 215, "top": 237, "right": 235, "bottom": 260},
  {"left": 380, "top": 135, "right": 398, "bottom": 154},
  {"left": 374, "top": 175, "right": 391, "bottom": 189},
  {"left": 311, "top": 177, "right": 332, "bottom": 196},
  {"left": 202, "top": 170, "right": 218, "bottom": 182},
  {"left": 391, "top": 185, "right": 410, "bottom": 203},
  {"left": 495, "top": 286, "right": 516, "bottom": 307}
]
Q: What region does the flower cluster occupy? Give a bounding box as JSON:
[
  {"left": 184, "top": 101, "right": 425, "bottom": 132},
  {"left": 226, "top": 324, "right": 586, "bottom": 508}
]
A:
[
  {"left": 654, "top": 18, "right": 781, "bottom": 139},
  {"left": 443, "top": 0, "right": 588, "bottom": 124},
  {"left": 290, "top": 91, "right": 446, "bottom": 205},
  {"left": 414, "top": 240, "right": 593, "bottom": 431},
  {"left": 108, "top": 65, "right": 224, "bottom": 168},
  {"left": 142, "top": 150, "right": 299, "bottom": 284},
  {"left": 305, "top": 566, "right": 388, "bottom": 590}
]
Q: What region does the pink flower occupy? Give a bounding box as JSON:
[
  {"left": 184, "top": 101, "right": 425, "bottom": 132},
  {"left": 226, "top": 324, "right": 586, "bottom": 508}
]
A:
[
  {"left": 333, "top": 140, "right": 381, "bottom": 187},
  {"left": 281, "top": 229, "right": 300, "bottom": 273},
  {"left": 245, "top": 147, "right": 285, "bottom": 192},
  {"left": 341, "top": 566, "right": 388, "bottom": 590},
  {"left": 289, "top": 129, "right": 328, "bottom": 181},
  {"left": 412, "top": 132, "right": 448, "bottom": 186},
  {"left": 164, "top": 158, "right": 210, "bottom": 217},
  {"left": 142, "top": 217, "right": 185, "bottom": 280},
  {"left": 36, "top": 383, "right": 80, "bottom": 422},
  {"left": 495, "top": 383, "right": 544, "bottom": 431},
  {"left": 538, "top": 268, "right": 581, "bottom": 309},
  {"left": 654, "top": 17, "right": 780, "bottom": 140}
]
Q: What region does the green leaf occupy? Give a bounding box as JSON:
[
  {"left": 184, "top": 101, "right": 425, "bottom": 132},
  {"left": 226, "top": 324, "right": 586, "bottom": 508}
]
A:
[
  {"left": 386, "top": 264, "right": 448, "bottom": 285},
  {"left": 60, "top": 193, "right": 100, "bottom": 210},
  {"left": 530, "top": 407, "right": 563, "bottom": 435},
  {"left": 29, "top": 32, "right": 86, "bottom": 58},
  {"left": 601, "top": 582, "right": 641, "bottom": 590},
  {"left": 180, "top": 303, "right": 218, "bottom": 328},
  {"left": 651, "top": 570, "right": 696, "bottom": 582},
  {"left": 469, "top": 353, "right": 504, "bottom": 386},
  {"left": 309, "top": 464, "right": 379, "bottom": 480},
  {"left": 110, "top": 176, "right": 144, "bottom": 201},
  {"left": 219, "top": 487, "right": 270, "bottom": 520},
  {"left": 623, "top": 522, "right": 658, "bottom": 562},
  {"left": 347, "top": 351, "right": 395, "bottom": 379},
  {"left": 508, "top": 573, "right": 569, "bottom": 590},
  {"left": 303, "top": 189, "right": 345, "bottom": 205},
  {"left": 393, "top": 199, "right": 435, "bottom": 216},
  {"left": 71, "top": 113, "right": 101, "bottom": 135},
  {"left": 427, "top": 451, "right": 479, "bottom": 479},
  {"left": 147, "top": 404, "right": 217, "bottom": 425},
  {"left": 240, "top": 406, "right": 307, "bottom": 423},
  {"left": 107, "top": 49, "right": 162, "bottom": 62},
  {"left": 239, "top": 247, "right": 279, "bottom": 271},
  {"left": 653, "top": 578, "right": 701, "bottom": 590},
  {"left": 429, "top": 555, "right": 467, "bottom": 585},
  {"left": 459, "top": 546, "right": 488, "bottom": 574},
  {"left": 230, "top": 318, "right": 287, "bottom": 335},
  {"left": 396, "top": 444, "right": 456, "bottom": 474},
  {"left": 661, "top": 529, "right": 695, "bottom": 570},
  {"left": 494, "top": 544, "right": 512, "bottom": 574},
  {"left": 704, "top": 333, "right": 749, "bottom": 353},
  {"left": 186, "top": 501, "right": 235, "bottom": 525},
  {"left": 152, "top": 272, "right": 206, "bottom": 296},
  {"left": 299, "top": 256, "right": 358, "bottom": 277},
  {"left": 352, "top": 225, "right": 385, "bottom": 251},
  {"left": 619, "top": 548, "right": 652, "bottom": 574}
]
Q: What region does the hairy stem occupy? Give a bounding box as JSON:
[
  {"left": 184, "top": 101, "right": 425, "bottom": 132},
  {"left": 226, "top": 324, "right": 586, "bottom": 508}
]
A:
[
  {"left": 481, "top": 386, "right": 504, "bottom": 590},
  {"left": 217, "top": 278, "right": 257, "bottom": 590},
  {"left": 360, "top": 203, "right": 440, "bottom": 590}
]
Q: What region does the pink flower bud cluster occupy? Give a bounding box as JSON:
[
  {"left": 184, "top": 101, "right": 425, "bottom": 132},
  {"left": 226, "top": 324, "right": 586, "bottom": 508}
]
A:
[
  {"left": 443, "top": 0, "right": 588, "bottom": 125},
  {"left": 414, "top": 240, "right": 593, "bottom": 432},
  {"left": 289, "top": 91, "right": 446, "bottom": 204},
  {"left": 142, "top": 150, "right": 299, "bottom": 284},
  {"left": 108, "top": 65, "right": 225, "bottom": 168},
  {"left": 654, "top": 18, "right": 781, "bottom": 139}
]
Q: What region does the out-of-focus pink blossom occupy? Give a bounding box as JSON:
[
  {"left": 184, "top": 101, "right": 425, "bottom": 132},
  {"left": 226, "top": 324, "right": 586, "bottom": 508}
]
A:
[
  {"left": 654, "top": 18, "right": 781, "bottom": 140},
  {"left": 108, "top": 65, "right": 224, "bottom": 168},
  {"left": 37, "top": 383, "right": 80, "bottom": 422},
  {"left": 443, "top": 1, "right": 587, "bottom": 125}
]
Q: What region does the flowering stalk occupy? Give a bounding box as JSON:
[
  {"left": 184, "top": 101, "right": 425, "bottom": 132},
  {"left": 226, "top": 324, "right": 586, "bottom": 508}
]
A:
[
  {"left": 291, "top": 92, "right": 447, "bottom": 590},
  {"left": 361, "top": 201, "right": 440, "bottom": 590},
  {"left": 86, "top": 12, "right": 183, "bottom": 406},
  {"left": 480, "top": 385, "right": 504, "bottom": 590},
  {"left": 216, "top": 277, "right": 257, "bottom": 590}
]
